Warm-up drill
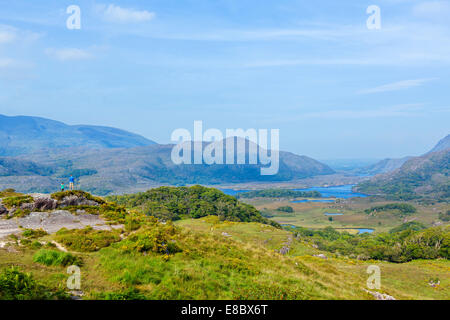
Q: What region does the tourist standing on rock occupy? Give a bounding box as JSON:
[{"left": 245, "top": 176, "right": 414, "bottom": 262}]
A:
[
  {"left": 60, "top": 182, "right": 65, "bottom": 192},
  {"left": 69, "top": 175, "right": 75, "bottom": 191}
]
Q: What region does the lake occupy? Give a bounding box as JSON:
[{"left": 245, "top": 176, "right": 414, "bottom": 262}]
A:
[
  {"left": 292, "top": 185, "right": 367, "bottom": 199},
  {"left": 220, "top": 185, "right": 367, "bottom": 199},
  {"left": 357, "top": 228, "right": 374, "bottom": 234},
  {"left": 324, "top": 213, "right": 343, "bottom": 216},
  {"left": 291, "top": 199, "right": 335, "bottom": 203}
]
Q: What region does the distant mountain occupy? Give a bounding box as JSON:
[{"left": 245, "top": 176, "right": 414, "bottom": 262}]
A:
[
  {"left": 427, "top": 134, "right": 450, "bottom": 154},
  {"left": 355, "top": 149, "right": 449, "bottom": 200},
  {"left": 0, "top": 114, "right": 156, "bottom": 156},
  {"left": 2, "top": 140, "right": 334, "bottom": 194},
  {"left": 358, "top": 157, "right": 412, "bottom": 175}
]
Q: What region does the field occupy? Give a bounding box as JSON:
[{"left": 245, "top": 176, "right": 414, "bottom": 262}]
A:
[{"left": 242, "top": 197, "right": 448, "bottom": 234}]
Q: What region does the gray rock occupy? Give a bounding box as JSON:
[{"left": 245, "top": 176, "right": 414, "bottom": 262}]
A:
[
  {"left": 0, "top": 205, "right": 7, "bottom": 216},
  {"left": 58, "top": 195, "right": 99, "bottom": 208},
  {"left": 313, "top": 254, "right": 327, "bottom": 259}
]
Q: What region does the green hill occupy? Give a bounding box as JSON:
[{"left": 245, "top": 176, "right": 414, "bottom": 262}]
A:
[
  {"left": 356, "top": 150, "right": 450, "bottom": 200},
  {"left": 107, "top": 185, "right": 279, "bottom": 226}
]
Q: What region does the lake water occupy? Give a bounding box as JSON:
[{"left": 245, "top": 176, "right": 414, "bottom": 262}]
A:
[
  {"left": 324, "top": 213, "right": 343, "bottom": 216},
  {"left": 292, "top": 185, "right": 368, "bottom": 199},
  {"left": 291, "top": 199, "right": 336, "bottom": 203},
  {"left": 357, "top": 228, "right": 374, "bottom": 234},
  {"left": 219, "top": 188, "right": 251, "bottom": 196},
  {"left": 220, "top": 185, "right": 367, "bottom": 200}
]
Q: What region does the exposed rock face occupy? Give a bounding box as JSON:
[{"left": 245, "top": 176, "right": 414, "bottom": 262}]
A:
[
  {"left": 313, "top": 254, "right": 327, "bottom": 259},
  {"left": 0, "top": 204, "right": 7, "bottom": 216},
  {"left": 0, "top": 210, "right": 122, "bottom": 239},
  {"left": 33, "top": 197, "right": 57, "bottom": 211},
  {"left": 58, "top": 195, "right": 100, "bottom": 208}
]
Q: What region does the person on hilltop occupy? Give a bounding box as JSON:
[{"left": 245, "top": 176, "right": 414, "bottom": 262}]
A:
[
  {"left": 60, "top": 182, "right": 65, "bottom": 192},
  {"left": 69, "top": 175, "right": 75, "bottom": 191}
]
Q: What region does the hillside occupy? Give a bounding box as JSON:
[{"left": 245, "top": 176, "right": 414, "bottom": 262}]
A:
[
  {"left": 358, "top": 157, "right": 412, "bottom": 175},
  {"left": 0, "top": 143, "right": 334, "bottom": 195},
  {"left": 107, "top": 185, "right": 279, "bottom": 226},
  {"left": 0, "top": 114, "right": 156, "bottom": 156},
  {"left": 427, "top": 134, "right": 450, "bottom": 154},
  {"left": 356, "top": 149, "right": 450, "bottom": 200},
  {"left": 1, "top": 189, "right": 448, "bottom": 300}
]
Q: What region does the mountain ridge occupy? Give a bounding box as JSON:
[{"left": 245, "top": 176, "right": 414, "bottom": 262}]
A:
[{"left": 0, "top": 114, "right": 156, "bottom": 156}]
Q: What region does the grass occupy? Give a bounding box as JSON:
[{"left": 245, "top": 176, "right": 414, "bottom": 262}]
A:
[
  {"left": 1, "top": 195, "right": 33, "bottom": 209},
  {"left": 33, "top": 249, "right": 83, "bottom": 267},
  {"left": 244, "top": 197, "right": 449, "bottom": 233},
  {"left": 54, "top": 227, "right": 122, "bottom": 252}
]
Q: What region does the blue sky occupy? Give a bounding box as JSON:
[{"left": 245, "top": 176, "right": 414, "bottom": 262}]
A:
[{"left": 0, "top": 0, "right": 449, "bottom": 159}]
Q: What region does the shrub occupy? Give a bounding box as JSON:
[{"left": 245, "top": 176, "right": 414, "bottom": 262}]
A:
[
  {"left": 55, "top": 227, "right": 121, "bottom": 252},
  {"left": 1, "top": 195, "right": 33, "bottom": 209},
  {"left": 120, "top": 222, "right": 181, "bottom": 256},
  {"left": 22, "top": 228, "right": 48, "bottom": 239},
  {"left": 364, "top": 203, "right": 417, "bottom": 216},
  {"left": 276, "top": 206, "right": 294, "bottom": 213},
  {"left": 0, "top": 267, "right": 67, "bottom": 300},
  {"left": 33, "top": 249, "right": 83, "bottom": 267}
]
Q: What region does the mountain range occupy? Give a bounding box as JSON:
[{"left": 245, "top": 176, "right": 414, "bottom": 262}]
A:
[
  {"left": 356, "top": 144, "right": 449, "bottom": 200},
  {"left": 0, "top": 114, "right": 156, "bottom": 156},
  {"left": 0, "top": 115, "right": 334, "bottom": 194}
]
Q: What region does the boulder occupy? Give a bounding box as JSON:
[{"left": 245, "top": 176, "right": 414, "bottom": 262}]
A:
[
  {"left": 58, "top": 195, "right": 100, "bottom": 208},
  {"left": 33, "top": 197, "right": 57, "bottom": 211},
  {"left": 0, "top": 205, "right": 8, "bottom": 216}
]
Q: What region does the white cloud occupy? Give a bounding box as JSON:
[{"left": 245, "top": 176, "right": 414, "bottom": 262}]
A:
[
  {"left": 358, "top": 78, "right": 436, "bottom": 94},
  {"left": 45, "top": 48, "right": 92, "bottom": 61},
  {"left": 103, "top": 4, "right": 155, "bottom": 23}
]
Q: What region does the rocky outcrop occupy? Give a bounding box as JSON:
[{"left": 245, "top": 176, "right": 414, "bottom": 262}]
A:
[
  {"left": 365, "top": 289, "right": 395, "bottom": 300},
  {"left": 0, "top": 204, "right": 7, "bottom": 216},
  {"left": 57, "top": 195, "right": 100, "bottom": 208}
]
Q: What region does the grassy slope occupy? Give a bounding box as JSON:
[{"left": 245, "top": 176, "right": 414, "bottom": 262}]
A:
[{"left": 1, "top": 216, "right": 448, "bottom": 299}]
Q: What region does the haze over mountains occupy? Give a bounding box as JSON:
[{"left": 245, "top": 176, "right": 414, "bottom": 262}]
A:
[
  {"left": 0, "top": 115, "right": 334, "bottom": 194},
  {"left": 355, "top": 134, "right": 449, "bottom": 200}
]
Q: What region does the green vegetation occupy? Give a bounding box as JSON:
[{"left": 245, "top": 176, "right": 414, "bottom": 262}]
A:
[
  {"left": 364, "top": 203, "right": 417, "bottom": 216},
  {"left": 55, "top": 227, "right": 121, "bottom": 252},
  {"left": 389, "top": 221, "right": 426, "bottom": 233},
  {"left": 0, "top": 189, "right": 448, "bottom": 300},
  {"left": 292, "top": 225, "right": 449, "bottom": 263},
  {"left": 276, "top": 206, "right": 294, "bottom": 213},
  {"left": 22, "top": 228, "right": 48, "bottom": 239},
  {"left": 237, "top": 189, "right": 322, "bottom": 199},
  {"left": 356, "top": 150, "right": 450, "bottom": 200},
  {"left": 0, "top": 188, "right": 22, "bottom": 198},
  {"left": 33, "top": 249, "right": 83, "bottom": 267},
  {"left": 0, "top": 267, "right": 67, "bottom": 300},
  {"left": 1, "top": 195, "right": 33, "bottom": 209},
  {"left": 108, "top": 185, "right": 279, "bottom": 227},
  {"left": 119, "top": 218, "right": 181, "bottom": 257},
  {"left": 439, "top": 210, "right": 450, "bottom": 222}
]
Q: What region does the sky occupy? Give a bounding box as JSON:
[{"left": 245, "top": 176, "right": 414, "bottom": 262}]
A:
[{"left": 0, "top": 0, "right": 449, "bottom": 159}]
